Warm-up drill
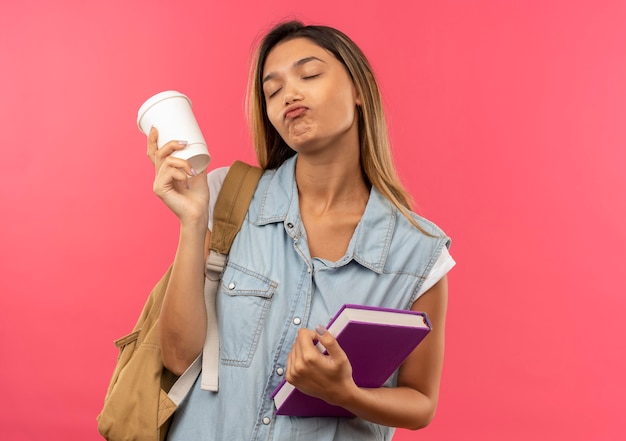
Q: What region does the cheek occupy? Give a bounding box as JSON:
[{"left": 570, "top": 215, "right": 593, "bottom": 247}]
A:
[
  {"left": 265, "top": 103, "right": 283, "bottom": 132},
  {"left": 328, "top": 80, "right": 358, "bottom": 112},
  {"left": 330, "top": 92, "right": 358, "bottom": 126}
]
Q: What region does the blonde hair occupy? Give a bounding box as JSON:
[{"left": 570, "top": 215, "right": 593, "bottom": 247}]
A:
[{"left": 247, "top": 21, "right": 427, "bottom": 232}]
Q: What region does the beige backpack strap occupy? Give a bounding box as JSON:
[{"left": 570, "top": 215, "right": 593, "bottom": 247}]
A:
[
  {"left": 210, "top": 160, "right": 264, "bottom": 254},
  {"left": 202, "top": 160, "right": 262, "bottom": 391}
]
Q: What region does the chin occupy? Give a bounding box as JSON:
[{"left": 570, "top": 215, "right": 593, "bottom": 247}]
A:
[{"left": 285, "top": 131, "right": 317, "bottom": 150}]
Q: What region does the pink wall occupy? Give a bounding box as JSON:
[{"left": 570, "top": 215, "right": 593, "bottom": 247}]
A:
[{"left": 1, "top": 1, "right": 625, "bottom": 439}]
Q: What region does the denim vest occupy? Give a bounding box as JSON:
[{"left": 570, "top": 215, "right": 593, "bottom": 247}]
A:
[{"left": 167, "top": 155, "right": 451, "bottom": 441}]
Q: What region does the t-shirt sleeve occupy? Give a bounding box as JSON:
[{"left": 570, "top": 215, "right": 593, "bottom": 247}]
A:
[
  {"left": 415, "top": 246, "right": 456, "bottom": 297},
  {"left": 207, "top": 166, "right": 230, "bottom": 231}
]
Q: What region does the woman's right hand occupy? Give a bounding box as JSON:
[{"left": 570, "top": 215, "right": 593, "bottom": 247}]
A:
[{"left": 148, "top": 126, "right": 209, "bottom": 224}]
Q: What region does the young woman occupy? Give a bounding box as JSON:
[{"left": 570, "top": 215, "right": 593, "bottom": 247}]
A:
[{"left": 149, "top": 20, "right": 454, "bottom": 441}]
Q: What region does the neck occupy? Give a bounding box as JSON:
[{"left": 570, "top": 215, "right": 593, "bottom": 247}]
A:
[{"left": 295, "top": 152, "right": 369, "bottom": 216}]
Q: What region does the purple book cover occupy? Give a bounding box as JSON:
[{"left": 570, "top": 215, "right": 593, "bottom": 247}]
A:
[{"left": 271, "top": 304, "right": 432, "bottom": 417}]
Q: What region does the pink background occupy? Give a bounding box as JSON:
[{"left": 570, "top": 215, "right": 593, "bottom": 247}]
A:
[{"left": 1, "top": 1, "right": 625, "bottom": 439}]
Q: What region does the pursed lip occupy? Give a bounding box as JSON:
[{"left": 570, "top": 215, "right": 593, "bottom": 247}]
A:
[{"left": 283, "top": 105, "right": 308, "bottom": 120}]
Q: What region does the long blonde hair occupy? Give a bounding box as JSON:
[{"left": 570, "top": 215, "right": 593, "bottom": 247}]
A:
[{"left": 247, "top": 21, "right": 427, "bottom": 232}]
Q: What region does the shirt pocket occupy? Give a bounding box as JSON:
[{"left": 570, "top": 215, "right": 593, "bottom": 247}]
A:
[{"left": 217, "top": 262, "right": 278, "bottom": 367}]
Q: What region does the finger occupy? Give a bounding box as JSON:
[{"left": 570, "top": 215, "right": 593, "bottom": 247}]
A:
[
  {"left": 186, "top": 168, "right": 208, "bottom": 191},
  {"left": 287, "top": 343, "right": 296, "bottom": 371},
  {"left": 295, "top": 329, "right": 325, "bottom": 370},
  {"left": 155, "top": 162, "right": 191, "bottom": 183},
  {"left": 187, "top": 167, "right": 206, "bottom": 183},
  {"left": 154, "top": 140, "right": 189, "bottom": 166},
  {"left": 153, "top": 166, "right": 192, "bottom": 195},
  {"left": 154, "top": 157, "right": 196, "bottom": 186},
  {"left": 286, "top": 341, "right": 300, "bottom": 383},
  {"left": 147, "top": 126, "right": 159, "bottom": 165},
  {"left": 294, "top": 328, "right": 317, "bottom": 352},
  {"left": 157, "top": 156, "right": 197, "bottom": 178},
  {"left": 290, "top": 332, "right": 303, "bottom": 363},
  {"left": 314, "top": 325, "right": 345, "bottom": 360},
  {"left": 287, "top": 330, "right": 311, "bottom": 376}
]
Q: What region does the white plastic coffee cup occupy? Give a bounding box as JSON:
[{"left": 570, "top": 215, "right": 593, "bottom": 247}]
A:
[{"left": 137, "top": 90, "right": 211, "bottom": 172}]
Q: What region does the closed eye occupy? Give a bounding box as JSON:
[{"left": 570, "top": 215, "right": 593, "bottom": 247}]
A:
[
  {"left": 267, "top": 87, "right": 282, "bottom": 99},
  {"left": 266, "top": 73, "right": 320, "bottom": 99}
]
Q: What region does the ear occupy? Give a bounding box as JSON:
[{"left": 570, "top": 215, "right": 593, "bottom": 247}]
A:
[
  {"left": 355, "top": 87, "right": 363, "bottom": 106},
  {"left": 352, "top": 82, "right": 363, "bottom": 107}
]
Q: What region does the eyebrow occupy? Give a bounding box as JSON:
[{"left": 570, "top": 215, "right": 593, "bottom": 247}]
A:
[{"left": 262, "top": 56, "right": 326, "bottom": 84}]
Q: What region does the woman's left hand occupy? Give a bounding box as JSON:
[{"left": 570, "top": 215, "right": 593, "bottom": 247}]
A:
[{"left": 286, "top": 326, "right": 357, "bottom": 406}]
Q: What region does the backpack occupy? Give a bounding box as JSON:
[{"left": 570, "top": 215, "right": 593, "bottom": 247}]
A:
[{"left": 97, "top": 161, "right": 263, "bottom": 441}]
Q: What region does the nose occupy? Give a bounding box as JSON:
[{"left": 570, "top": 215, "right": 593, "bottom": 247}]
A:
[{"left": 283, "top": 82, "right": 303, "bottom": 105}]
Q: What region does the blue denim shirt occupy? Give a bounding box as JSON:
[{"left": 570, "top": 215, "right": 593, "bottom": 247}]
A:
[{"left": 167, "top": 155, "right": 451, "bottom": 441}]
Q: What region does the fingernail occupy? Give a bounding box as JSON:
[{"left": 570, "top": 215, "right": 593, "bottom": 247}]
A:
[
  {"left": 315, "top": 325, "right": 327, "bottom": 336},
  {"left": 185, "top": 180, "right": 190, "bottom": 190},
  {"left": 190, "top": 168, "right": 197, "bottom": 176},
  {"left": 178, "top": 141, "right": 188, "bottom": 146}
]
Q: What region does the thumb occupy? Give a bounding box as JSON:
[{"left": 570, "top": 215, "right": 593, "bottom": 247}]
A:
[{"left": 315, "top": 325, "right": 344, "bottom": 358}]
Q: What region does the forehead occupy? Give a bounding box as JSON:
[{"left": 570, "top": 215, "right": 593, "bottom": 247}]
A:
[{"left": 262, "top": 38, "right": 334, "bottom": 75}]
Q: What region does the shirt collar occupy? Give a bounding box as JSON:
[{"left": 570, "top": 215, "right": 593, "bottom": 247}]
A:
[{"left": 254, "top": 155, "right": 395, "bottom": 273}]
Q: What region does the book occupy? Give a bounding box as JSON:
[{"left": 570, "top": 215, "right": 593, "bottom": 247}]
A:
[{"left": 271, "top": 304, "right": 432, "bottom": 417}]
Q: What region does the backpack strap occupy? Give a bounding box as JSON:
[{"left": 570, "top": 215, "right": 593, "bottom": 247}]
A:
[
  {"left": 210, "top": 160, "right": 264, "bottom": 254},
  {"left": 169, "top": 160, "right": 262, "bottom": 398}
]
